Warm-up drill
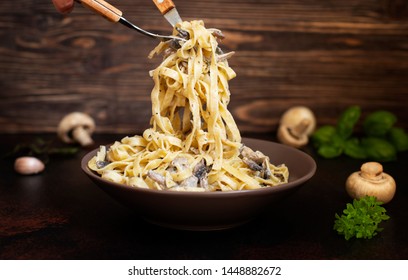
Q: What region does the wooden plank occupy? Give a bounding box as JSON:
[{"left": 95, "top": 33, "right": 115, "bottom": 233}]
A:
[{"left": 0, "top": 0, "right": 407, "bottom": 134}]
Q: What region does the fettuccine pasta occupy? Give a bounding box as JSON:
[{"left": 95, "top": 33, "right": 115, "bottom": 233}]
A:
[{"left": 88, "top": 20, "right": 289, "bottom": 192}]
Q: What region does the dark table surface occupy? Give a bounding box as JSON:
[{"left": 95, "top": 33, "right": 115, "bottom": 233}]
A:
[{"left": 1, "top": 133, "right": 407, "bottom": 260}]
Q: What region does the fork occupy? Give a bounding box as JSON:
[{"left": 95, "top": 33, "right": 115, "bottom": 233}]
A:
[{"left": 74, "top": 0, "right": 185, "bottom": 43}]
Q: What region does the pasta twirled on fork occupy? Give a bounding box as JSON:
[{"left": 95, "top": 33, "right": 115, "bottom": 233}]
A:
[{"left": 88, "top": 20, "right": 289, "bottom": 191}]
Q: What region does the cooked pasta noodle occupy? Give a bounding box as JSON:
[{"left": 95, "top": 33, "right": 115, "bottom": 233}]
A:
[{"left": 88, "top": 20, "right": 289, "bottom": 191}]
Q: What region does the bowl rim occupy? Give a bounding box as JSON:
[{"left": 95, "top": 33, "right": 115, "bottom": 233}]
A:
[{"left": 81, "top": 137, "right": 316, "bottom": 198}]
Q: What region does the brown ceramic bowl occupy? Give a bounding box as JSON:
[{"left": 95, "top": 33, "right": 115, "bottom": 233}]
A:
[{"left": 81, "top": 138, "right": 316, "bottom": 231}]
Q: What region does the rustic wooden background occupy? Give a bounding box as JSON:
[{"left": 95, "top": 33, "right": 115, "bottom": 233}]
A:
[{"left": 1, "top": 0, "right": 407, "bottom": 135}]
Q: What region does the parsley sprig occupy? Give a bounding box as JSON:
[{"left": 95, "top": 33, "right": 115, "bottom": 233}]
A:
[{"left": 334, "top": 196, "right": 390, "bottom": 240}]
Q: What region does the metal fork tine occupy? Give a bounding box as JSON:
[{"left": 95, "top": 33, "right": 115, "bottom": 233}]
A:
[
  {"left": 118, "top": 17, "right": 186, "bottom": 43},
  {"left": 75, "top": 0, "right": 186, "bottom": 44}
]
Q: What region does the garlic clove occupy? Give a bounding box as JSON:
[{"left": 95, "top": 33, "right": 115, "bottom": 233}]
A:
[{"left": 14, "top": 156, "right": 45, "bottom": 175}]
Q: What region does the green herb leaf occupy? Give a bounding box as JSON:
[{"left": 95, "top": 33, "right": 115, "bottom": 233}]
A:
[
  {"left": 334, "top": 196, "right": 390, "bottom": 240},
  {"left": 336, "top": 105, "right": 361, "bottom": 139},
  {"left": 317, "top": 144, "right": 343, "bottom": 158},
  {"left": 361, "top": 137, "right": 397, "bottom": 162},
  {"left": 363, "top": 110, "right": 397, "bottom": 137},
  {"left": 311, "top": 125, "right": 337, "bottom": 148},
  {"left": 343, "top": 138, "right": 367, "bottom": 159},
  {"left": 4, "top": 137, "right": 79, "bottom": 160},
  {"left": 316, "top": 133, "right": 345, "bottom": 158},
  {"left": 388, "top": 127, "right": 408, "bottom": 152},
  {"left": 311, "top": 106, "right": 404, "bottom": 161}
]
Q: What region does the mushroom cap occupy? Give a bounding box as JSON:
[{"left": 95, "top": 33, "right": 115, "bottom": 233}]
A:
[
  {"left": 57, "top": 112, "right": 95, "bottom": 143},
  {"left": 345, "top": 162, "right": 396, "bottom": 204},
  {"left": 280, "top": 106, "right": 316, "bottom": 136}
]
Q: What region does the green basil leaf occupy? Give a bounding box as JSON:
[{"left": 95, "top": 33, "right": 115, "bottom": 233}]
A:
[
  {"left": 336, "top": 106, "right": 361, "bottom": 139},
  {"left": 363, "top": 110, "right": 397, "bottom": 137},
  {"left": 388, "top": 127, "right": 408, "bottom": 152},
  {"left": 344, "top": 138, "right": 367, "bottom": 159},
  {"left": 317, "top": 144, "right": 343, "bottom": 158},
  {"left": 361, "top": 137, "right": 397, "bottom": 162},
  {"left": 332, "top": 134, "right": 346, "bottom": 148},
  {"left": 311, "top": 125, "right": 337, "bottom": 147}
]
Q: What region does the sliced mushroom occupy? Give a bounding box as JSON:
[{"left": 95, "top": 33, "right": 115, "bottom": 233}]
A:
[
  {"left": 261, "top": 158, "right": 272, "bottom": 179},
  {"left": 217, "top": 51, "right": 235, "bottom": 62},
  {"left": 176, "top": 27, "right": 190, "bottom": 39},
  {"left": 96, "top": 160, "right": 110, "bottom": 169},
  {"left": 240, "top": 145, "right": 267, "bottom": 164},
  {"left": 240, "top": 145, "right": 274, "bottom": 180},
  {"left": 208, "top": 28, "right": 225, "bottom": 40},
  {"left": 193, "top": 160, "right": 209, "bottom": 189},
  {"left": 193, "top": 160, "right": 206, "bottom": 178},
  {"left": 242, "top": 157, "right": 263, "bottom": 172},
  {"left": 57, "top": 112, "right": 95, "bottom": 146},
  {"left": 147, "top": 170, "right": 166, "bottom": 188}
]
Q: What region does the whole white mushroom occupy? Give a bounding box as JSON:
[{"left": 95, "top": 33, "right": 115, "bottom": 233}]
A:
[
  {"left": 345, "top": 162, "right": 396, "bottom": 204},
  {"left": 277, "top": 106, "right": 316, "bottom": 148},
  {"left": 58, "top": 112, "right": 95, "bottom": 146}
]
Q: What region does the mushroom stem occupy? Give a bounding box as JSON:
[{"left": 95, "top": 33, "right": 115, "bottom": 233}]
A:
[
  {"left": 72, "top": 126, "right": 94, "bottom": 146},
  {"left": 360, "top": 162, "right": 383, "bottom": 181},
  {"left": 289, "top": 119, "right": 311, "bottom": 139}
]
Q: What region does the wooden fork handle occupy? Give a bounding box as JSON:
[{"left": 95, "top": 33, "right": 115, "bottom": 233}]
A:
[
  {"left": 152, "top": 0, "right": 176, "bottom": 15},
  {"left": 76, "top": 0, "right": 123, "bottom": 22}
]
